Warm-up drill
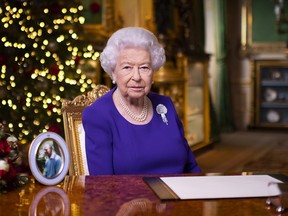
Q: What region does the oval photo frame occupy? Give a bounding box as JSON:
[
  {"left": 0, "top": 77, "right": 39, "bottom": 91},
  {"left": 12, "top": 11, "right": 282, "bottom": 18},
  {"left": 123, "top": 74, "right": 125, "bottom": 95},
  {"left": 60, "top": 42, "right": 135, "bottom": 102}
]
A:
[{"left": 28, "top": 132, "right": 70, "bottom": 185}]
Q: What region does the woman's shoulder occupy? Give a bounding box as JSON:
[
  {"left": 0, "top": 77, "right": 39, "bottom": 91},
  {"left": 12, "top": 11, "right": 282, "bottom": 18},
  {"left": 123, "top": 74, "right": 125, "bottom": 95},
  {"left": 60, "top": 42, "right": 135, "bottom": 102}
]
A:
[{"left": 82, "top": 89, "right": 114, "bottom": 115}]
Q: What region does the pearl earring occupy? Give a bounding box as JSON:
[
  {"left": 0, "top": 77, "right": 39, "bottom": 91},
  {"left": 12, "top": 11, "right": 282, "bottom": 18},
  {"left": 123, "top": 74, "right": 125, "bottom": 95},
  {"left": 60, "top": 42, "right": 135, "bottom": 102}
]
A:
[{"left": 112, "top": 80, "right": 116, "bottom": 84}]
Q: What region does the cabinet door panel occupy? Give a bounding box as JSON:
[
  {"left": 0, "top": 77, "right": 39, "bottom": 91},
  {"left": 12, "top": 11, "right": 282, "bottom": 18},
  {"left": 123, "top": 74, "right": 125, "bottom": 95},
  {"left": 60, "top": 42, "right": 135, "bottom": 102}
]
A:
[
  {"left": 254, "top": 60, "right": 288, "bottom": 127},
  {"left": 184, "top": 57, "right": 210, "bottom": 150}
]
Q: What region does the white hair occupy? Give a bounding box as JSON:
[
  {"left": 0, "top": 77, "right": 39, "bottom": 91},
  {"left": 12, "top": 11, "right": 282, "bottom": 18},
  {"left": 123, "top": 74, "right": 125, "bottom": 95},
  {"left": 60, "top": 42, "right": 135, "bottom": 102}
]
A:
[
  {"left": 43, "top": 140, "right": 53, "bottom": 149},
  {"left": 100, "top": 27, "right": 166, "bottom": 78}
]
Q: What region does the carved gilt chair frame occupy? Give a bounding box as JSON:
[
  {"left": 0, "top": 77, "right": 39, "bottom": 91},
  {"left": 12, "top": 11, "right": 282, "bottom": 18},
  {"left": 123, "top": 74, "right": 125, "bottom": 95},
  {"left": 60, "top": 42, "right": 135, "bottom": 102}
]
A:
[{"left": 62, "top": 84, "right": 110, "bottom": 176}]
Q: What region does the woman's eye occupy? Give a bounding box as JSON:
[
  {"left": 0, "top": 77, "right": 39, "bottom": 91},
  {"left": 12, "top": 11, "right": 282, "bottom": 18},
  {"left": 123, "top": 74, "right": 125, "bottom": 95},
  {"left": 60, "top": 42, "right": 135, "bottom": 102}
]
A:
[
  {"left": 139, "top": 66, "right": 151, "bottom": 73},
  {"left": 122, "top": 66, "right": 132, "bottom": 70}
]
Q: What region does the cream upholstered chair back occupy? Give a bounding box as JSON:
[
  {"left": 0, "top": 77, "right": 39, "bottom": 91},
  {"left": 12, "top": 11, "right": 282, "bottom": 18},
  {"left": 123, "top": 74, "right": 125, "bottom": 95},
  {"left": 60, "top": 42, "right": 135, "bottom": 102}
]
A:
[{"left": 62, "top": 84, "right": 110, "bottom": 176}]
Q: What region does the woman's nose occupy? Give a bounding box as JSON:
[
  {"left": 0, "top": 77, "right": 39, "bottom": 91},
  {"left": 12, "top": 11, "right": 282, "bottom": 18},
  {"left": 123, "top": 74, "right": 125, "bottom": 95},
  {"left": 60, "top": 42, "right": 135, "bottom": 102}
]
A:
[{"left": 132, "top": 67, "right": 141, "bottom": 80}]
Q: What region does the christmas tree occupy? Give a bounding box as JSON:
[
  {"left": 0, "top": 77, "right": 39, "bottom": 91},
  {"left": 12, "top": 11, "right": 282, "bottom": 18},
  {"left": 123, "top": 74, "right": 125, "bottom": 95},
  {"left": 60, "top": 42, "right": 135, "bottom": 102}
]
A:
[{"left": 0, "top": 0, "right": 99, "bottom": 143}]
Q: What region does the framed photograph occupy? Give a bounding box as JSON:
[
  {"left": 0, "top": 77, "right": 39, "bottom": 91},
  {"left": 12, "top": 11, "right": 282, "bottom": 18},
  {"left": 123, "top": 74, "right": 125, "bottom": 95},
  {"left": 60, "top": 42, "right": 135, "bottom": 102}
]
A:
[
  {"left": 29, "top": 186, "right": 70, "bottom": 215},
  {"left": 81, "top": 0, "right": 116, "bottom": 44},
  {"left": 82, "top": 0, "right": 103, "bottom": 25},
  {"left": 28, "top": 132, "right": 70, "bottom": 185},
  {"left": 241, "top": 0, "right": 287, "bottom": 54}
]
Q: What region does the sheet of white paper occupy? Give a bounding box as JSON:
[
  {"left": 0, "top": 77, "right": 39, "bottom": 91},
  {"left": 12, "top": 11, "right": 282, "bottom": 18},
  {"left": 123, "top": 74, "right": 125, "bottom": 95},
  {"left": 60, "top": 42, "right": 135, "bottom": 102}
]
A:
[{"left": 160, "top": 175, "right": 282, "bottom": 199}]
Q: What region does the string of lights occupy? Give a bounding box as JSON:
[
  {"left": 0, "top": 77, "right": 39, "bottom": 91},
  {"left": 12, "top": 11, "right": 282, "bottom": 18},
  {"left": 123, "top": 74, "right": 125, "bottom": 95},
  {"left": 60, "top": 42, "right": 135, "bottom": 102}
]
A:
[{"left": 0, "top": 1, "right": 99, "bottom": 143}]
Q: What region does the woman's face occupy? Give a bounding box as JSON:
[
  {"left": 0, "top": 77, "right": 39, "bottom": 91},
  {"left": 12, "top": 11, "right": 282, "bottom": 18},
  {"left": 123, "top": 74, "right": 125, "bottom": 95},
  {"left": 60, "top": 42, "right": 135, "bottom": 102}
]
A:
[{"left": 112, "top": 47, "right": 153, "bottom": 100}]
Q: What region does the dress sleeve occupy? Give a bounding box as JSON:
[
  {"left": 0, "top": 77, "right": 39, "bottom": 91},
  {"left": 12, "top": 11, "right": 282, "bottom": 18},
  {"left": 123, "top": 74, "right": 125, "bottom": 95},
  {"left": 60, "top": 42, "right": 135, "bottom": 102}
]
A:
[
  {"left": 185, "top": 148, "right": 202, "bottom": 173},
  {"left": 82, "top": 104, "right": 114, "bottom": 175}
]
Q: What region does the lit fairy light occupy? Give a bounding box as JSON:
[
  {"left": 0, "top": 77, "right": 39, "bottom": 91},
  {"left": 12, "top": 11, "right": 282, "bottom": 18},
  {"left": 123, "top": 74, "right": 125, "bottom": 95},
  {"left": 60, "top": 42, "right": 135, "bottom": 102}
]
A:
[
  {"left": 81, "top": 74, "right": 87, "bottom": 80},
  {"left": 38, "top": 29, "right": 43, "bottom": 36},
  {"left": 10, "top": 82, "right": 16, "bottom": 88},
  {"left": 33, "top": 120, "right": 40, "bottom": 126},
  {"left": 46, "top": 51, "right": 51, "bottom": 57},
  {"left": 78, "top": 16, "right": 85, "bottom": 24},
  {"left": 70, "top": 7, "right": 77, "bottom": 13},
  {"left": 65, "top": 60, "right": 71, "bottom": 66},
  {"left": 62, "top": 8, "right": 67, "bottom": 14},
  {"left": 52, "top": 53, "right": 59, "bottom": 61},
  {"left": 4, "top": 41, "right": 12, "bottom": 47},
  {"left": 87, "top": 45, "right": 93, "bottom": 51},
  {"left": 79, "top": 78, "right": 84, "bottom": 84},
  {"left": 65, "top": 16, "right": 72, "bottom": 22},
  {"left": 86, "top": 79, "right": 93, "bottom": 85},
  {"left": 57, "top": 35, "right": 65, "bottom": 43},
  {"left": 26, "top": 92, "right": 33, "bottom": 98},
  {"left": 59, "top": 87, "right": 64, "bottom": 92},
  {"left": 0, "top": 1, "right": 95, "bottom": 142},
  {"left": 12, "top": 6, "right": 18, "bottom": 13},
  {"left": 1, "top": 68, "right": 6, "bottom": 77},
  {"left": 8, "top": 123, "right": 13, "bottom": 130},
  {"left": 71, "top": 33, "right": 77, "bottom": 39},
  {"left": 52, "top": 107, "right": 58, "bottom": 113},
  {"left": 26, "top": 97, "right": 31, "bottom": 103}
]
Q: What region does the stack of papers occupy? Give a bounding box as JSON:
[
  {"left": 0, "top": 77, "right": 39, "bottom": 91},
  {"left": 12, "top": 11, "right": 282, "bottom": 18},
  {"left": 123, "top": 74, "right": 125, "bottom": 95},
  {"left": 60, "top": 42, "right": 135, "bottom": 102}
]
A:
[{"left": 144, "top": 174, "right": 286, "bottom": 200}]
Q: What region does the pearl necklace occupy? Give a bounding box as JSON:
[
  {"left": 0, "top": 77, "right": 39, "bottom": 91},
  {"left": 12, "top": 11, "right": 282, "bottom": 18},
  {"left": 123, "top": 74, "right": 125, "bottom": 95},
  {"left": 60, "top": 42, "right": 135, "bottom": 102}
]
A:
[{"left": 117, "top": 90, "right": 148, "bottom": 122}]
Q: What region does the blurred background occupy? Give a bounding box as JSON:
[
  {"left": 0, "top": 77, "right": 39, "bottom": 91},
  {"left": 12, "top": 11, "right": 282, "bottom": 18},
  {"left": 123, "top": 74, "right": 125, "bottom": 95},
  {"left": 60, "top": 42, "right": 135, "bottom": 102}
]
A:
[{"left": 1, "top": 0, "right": 288, "bottom": 159}]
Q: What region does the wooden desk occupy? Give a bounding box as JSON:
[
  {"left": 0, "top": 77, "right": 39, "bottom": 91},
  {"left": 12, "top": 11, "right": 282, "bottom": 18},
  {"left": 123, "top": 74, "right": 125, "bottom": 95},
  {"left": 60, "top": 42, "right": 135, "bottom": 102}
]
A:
[{"left": 0, "top": 175, "right": 284, "bottom": 215}]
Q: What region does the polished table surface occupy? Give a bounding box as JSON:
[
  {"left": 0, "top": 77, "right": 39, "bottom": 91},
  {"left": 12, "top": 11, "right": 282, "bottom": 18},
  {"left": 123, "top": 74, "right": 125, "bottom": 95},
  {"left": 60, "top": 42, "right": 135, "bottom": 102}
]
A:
[{"left": 0, "top": 174, "right": 286, "bottom": 216}]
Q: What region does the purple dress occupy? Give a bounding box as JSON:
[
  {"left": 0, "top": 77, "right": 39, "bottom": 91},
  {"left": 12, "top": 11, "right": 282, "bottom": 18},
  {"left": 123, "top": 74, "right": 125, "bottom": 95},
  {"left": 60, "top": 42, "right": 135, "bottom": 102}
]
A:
[{"left": 82, "top": 87, "right": 201, "bottom": 175}]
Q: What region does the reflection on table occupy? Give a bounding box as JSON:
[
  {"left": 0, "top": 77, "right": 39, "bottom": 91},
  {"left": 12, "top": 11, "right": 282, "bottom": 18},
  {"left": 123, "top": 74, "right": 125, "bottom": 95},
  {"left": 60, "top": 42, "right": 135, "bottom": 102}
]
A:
[{"left": 0, "top": 173, "right": 286, "bottom": 216}]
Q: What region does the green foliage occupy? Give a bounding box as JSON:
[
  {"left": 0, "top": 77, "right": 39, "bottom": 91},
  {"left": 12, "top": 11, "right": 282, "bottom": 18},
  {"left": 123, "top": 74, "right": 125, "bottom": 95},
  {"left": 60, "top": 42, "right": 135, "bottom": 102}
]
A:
[{"left": 0, "top": 0, "right": 97, "bottom": 143}]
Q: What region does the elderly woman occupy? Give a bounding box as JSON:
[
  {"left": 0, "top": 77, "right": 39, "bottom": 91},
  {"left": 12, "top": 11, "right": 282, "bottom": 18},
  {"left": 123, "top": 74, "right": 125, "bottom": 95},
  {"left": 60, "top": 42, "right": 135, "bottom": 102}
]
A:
[{"left": 82, "top": 27, "right": 201, "bottom": 175}]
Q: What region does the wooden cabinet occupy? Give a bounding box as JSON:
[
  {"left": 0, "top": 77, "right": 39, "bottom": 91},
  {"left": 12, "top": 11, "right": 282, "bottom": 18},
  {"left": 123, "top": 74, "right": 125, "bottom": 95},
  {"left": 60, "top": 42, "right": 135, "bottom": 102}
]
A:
[
  {"left": 183, "top": 54, "right": 211, "bottom": 150},
  {"left": 153, "top": 53, "right": 211, "bottom": 151},
  {"left": 252, "top": 60, "right": 288, "bottom": 127},
  {"left": 153, "top": 58, "right": 186, "bottom": 124}
]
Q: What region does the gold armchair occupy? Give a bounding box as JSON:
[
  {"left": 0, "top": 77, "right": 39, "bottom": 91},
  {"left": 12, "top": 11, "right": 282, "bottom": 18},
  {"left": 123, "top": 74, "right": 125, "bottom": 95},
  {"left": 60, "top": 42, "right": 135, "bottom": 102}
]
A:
[{"left": 62, "top": 85, "right": 110, "bottom": 176}]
